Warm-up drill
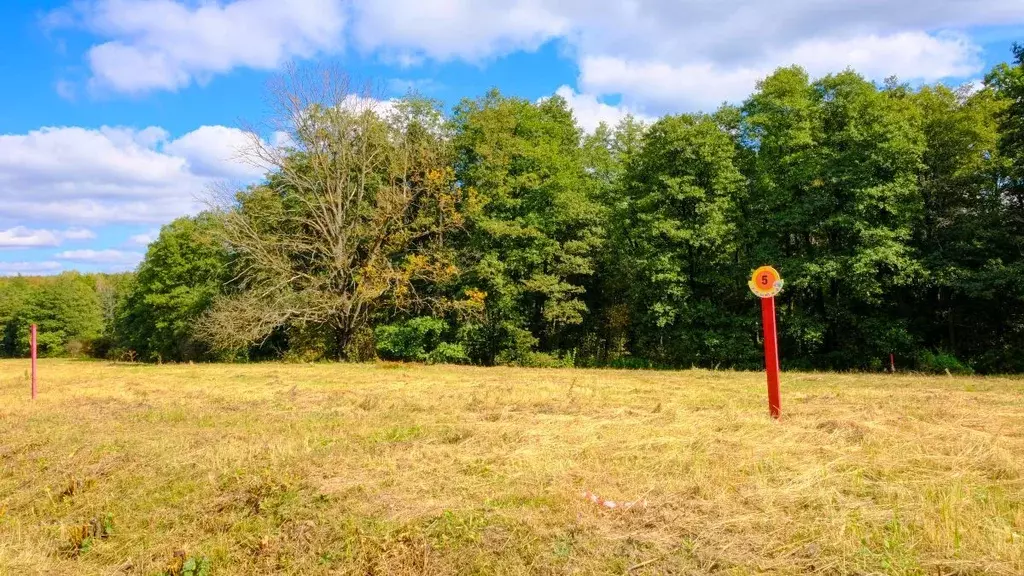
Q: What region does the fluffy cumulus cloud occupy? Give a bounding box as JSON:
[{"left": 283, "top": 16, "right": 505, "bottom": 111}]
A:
[
  {"left": 545, "top": 86, "right": 654, "bottom": 133},
  {"left": 54, "top": 0, "right": 346, "bottom": 93},
  {"left": 0, "top": 227, "right": 61, "bottom": 248},
  {"left": 0, "top": 227, "right": 96, "bottom": 248},
  {"left": 0, "top": 124, "right": 266, "bottom": 226},
  {"left": 349, "top": 0, "right": 569, "bottom": 64},
  {"left": 163, "top": 125, "right": 264, "bottom": 179},
  {"left": 356, "top": 0, "right": 1018, "bottom": 112},
  {"left": 578, "top": 31, "right": 985, "bottom": 111},
  {"left": 51, "top": 1, "right": 1024, "bottom": 119},
  {"left": 345, "top": 0, "right": 1024, "bottom": 66}
]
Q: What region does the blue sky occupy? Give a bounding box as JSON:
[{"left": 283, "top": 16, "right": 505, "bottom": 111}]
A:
[{"left": 0, "top": 0, "right": 1021, "bottom": 275}]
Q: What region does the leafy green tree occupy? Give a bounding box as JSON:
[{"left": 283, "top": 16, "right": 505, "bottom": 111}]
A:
[
  {"left": 741, "top": 67, "right": 926, "bottom": 369},
  {"left": 909, "top": 83, "right": 1006, "bottom": 367},
  {"left": 7, "top": 49, "right": 1023, "bottom": 372},
  {"left": 615, "top": 113, "right": 750, "bottom": 366},
  {"left": 0, "top": 277, "right": 33, "bottom": 357},
  {"left": 989, "top": 43, "right": 1024, "bottom": 216},
  {"left": 12, "top": 272, "right": 103, "bottom": 357},
  {"left": 90, "top": 273, "right": 134, "bottom": 358},
  {"left": 978, "top": 42, "right": 1024, "bottom": 370},
  {"left": 374, "top": 316, "right": 468, "bottom": 363},
  {"left": 451, "top": 90, "right": 604, "bottom": 364},
  {"left": 116, "top": 212, "right": 229, "bottom": 361},
  {"left": 201, "top": 70, "right": 463, "bottom": 360},
  {"left": 575, "top": 117, "right": 651, "bottom": 364}
]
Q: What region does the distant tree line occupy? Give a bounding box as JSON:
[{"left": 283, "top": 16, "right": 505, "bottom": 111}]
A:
[{"left": 4, "top": 46, "right": 1024, "bottom": 373}]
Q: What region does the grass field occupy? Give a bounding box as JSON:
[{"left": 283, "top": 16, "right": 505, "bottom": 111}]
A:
[{"left": 1, "top": 360, "right": 1023, "bottom": 575}]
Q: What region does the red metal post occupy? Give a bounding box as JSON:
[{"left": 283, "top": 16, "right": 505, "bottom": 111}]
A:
[
  {"left": 761, "top": 297, "right": 781, "bottom": 419},
  {"left": 890, "top": 353, "right": 895, "bottom": 373},
  {"left": 30, "top": 324, "right": 37, "bottom": 400}
]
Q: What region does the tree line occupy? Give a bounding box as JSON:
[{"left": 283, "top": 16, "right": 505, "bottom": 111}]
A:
[{"left": 3, "top": 47, "right": 1024, "bottom": 373}]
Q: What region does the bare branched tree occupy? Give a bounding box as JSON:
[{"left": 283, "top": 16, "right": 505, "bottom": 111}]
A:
[{"left": 199, "top": 64, "right": 463, "bottom": 358}]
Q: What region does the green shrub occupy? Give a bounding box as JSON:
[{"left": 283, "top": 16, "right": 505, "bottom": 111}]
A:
[
  {"left": 917, "top": 351, "right": 974, "bottom": 375},
  {"left": 491, "top": 325, "right": 541, "bottom": 366},
  {"left": 426, "top": 342, "right": 470, "bottom": 365},
  {"left": 375, "top": 317, "right": 457, "bottom": 362}
]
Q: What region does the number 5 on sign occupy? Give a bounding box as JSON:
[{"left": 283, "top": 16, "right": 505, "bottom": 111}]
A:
[
  {"left": 749, "top": 266, "right": 783, "bottom": 419},
  {"left": 749, "top": 265, "right": 783, "bottom": 298}
]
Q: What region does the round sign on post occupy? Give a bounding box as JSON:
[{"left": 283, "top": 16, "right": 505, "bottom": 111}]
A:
[
  {"left": 749, "top": 265, "right": 783, "bottom": 298},
  {"left": 749, "top": 266, "right": 783, "bottom": 419}
]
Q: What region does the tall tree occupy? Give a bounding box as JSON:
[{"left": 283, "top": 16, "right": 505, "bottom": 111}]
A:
[
  {"left": 910, "top": 83, "right": 1006, "bottom": 365},
  {"left": 742, "top": 67, "right": 925, "bottom": 369},
  {"left": 11, "top": 273, "right": 103, "bottom": 357},
  {"left": 451, "top": 90, "right": 604, "bottom": 364},
  {"left": 202, "top": 68, "right": 463, "bottom": 359},
  {"left": 116, "top": 213, "right": 230, "bottom": 361},
  {"left": 579, "top": 116, "right": 648, "bottom": 363},
  {"left": 979, "top": 43, "right": 1024, "bottom": 370},
  {"left": 615, "top": 113, "right": 749, "bottom": 366},
  {"left": 0, "top": 277, "right": 32, "bottom": 357}
]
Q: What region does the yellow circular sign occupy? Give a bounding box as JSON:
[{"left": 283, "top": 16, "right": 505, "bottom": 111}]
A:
[{"left": 749, "top": 266, "right": 783, "bottom": 298}]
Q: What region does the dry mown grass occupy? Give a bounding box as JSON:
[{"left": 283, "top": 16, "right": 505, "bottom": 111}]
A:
[{"left": 1, "top": 359, "right": 1022, "bottom": 575}]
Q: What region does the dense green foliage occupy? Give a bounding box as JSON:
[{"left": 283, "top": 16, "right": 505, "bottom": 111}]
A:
[
  {"left": 113, "top": 213, "right": 231, "bottom": 362},
  {"left": 450, "top": 90, "right": 604, "bottom": 365},
  {"left": 0, "top": 273, "right": 111, "bottom": 357},
  {"left": 4, "top": 48, "right": 1024, "bottom": 372}
]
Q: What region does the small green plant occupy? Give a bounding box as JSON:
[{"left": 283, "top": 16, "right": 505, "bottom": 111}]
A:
[
  {"left": 165, "top": 551, "right": 211, "bottom": 576},
  {"left": 181, "top": 556, "right": 211, "bottom": 576}
]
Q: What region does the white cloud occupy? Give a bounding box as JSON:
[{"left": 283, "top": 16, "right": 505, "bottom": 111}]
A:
[
  {"left": 129, "top": 229, "right": 159, "bottom": 246},
  {"left": 0, "top": 227, "right": 61, "bottom": 248},
  {"left": 271, "top": 131, "right": 294, "bottom": 149},
  {"left": 353, "top": 0, "right": 1020, "bottom": 113},
  {"left": 790, "top": 31, "right": 981, "bottom": 80},
  {"left": 50, "top": 0, "right": 1024, "bottom": 116},
  {"left": 350, "top": 0, "right": 569, "bottom": 63},
  {"left": 350, "top": 0, "right": 1022, "bottom": 67},
  {"left": 579, "top": 57, "right": 763, "bottom": 113},
  {"left": 580, "top": 31, "right": 984, "bottom": 111},
  {"left": 0, "top": 124, "right": 265, "bottom": 226},
  {"left": 56, "top": 249, "right": 145, "bottom": 266},
  {"left": 163, "top": 125, "right": 264, "bottom": 179},
  {"left": 60, "top": 0, "right": 346, "bottom": 93},
  {"left": 0, "top": 261, "right": 63, "bottom": 276},
  {"left": 0, "top": 226, "right": 98, "bottom": 248},
  {"left": 544, "top": 86, "right": 654, "bottom": 133}
]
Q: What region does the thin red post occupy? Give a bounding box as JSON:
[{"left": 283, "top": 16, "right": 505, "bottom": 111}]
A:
[
  {"left": 761, "top": 297, "right": 781, "bottom": 419},
  {"left": 890, "top": 353, "right": 895, "bottom": 373},
  {"left": 30, "top": 324, "right": 37, "bottom": 400}
]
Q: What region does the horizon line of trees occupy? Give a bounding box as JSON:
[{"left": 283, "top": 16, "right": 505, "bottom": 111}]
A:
[{"left": 3, "top": 46, "right": 1024, "bottom": 374}]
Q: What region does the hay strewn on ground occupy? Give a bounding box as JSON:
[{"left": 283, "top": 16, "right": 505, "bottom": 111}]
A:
[{"left": 1, "top": 360, "right": 1022, "bottom": 575}]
